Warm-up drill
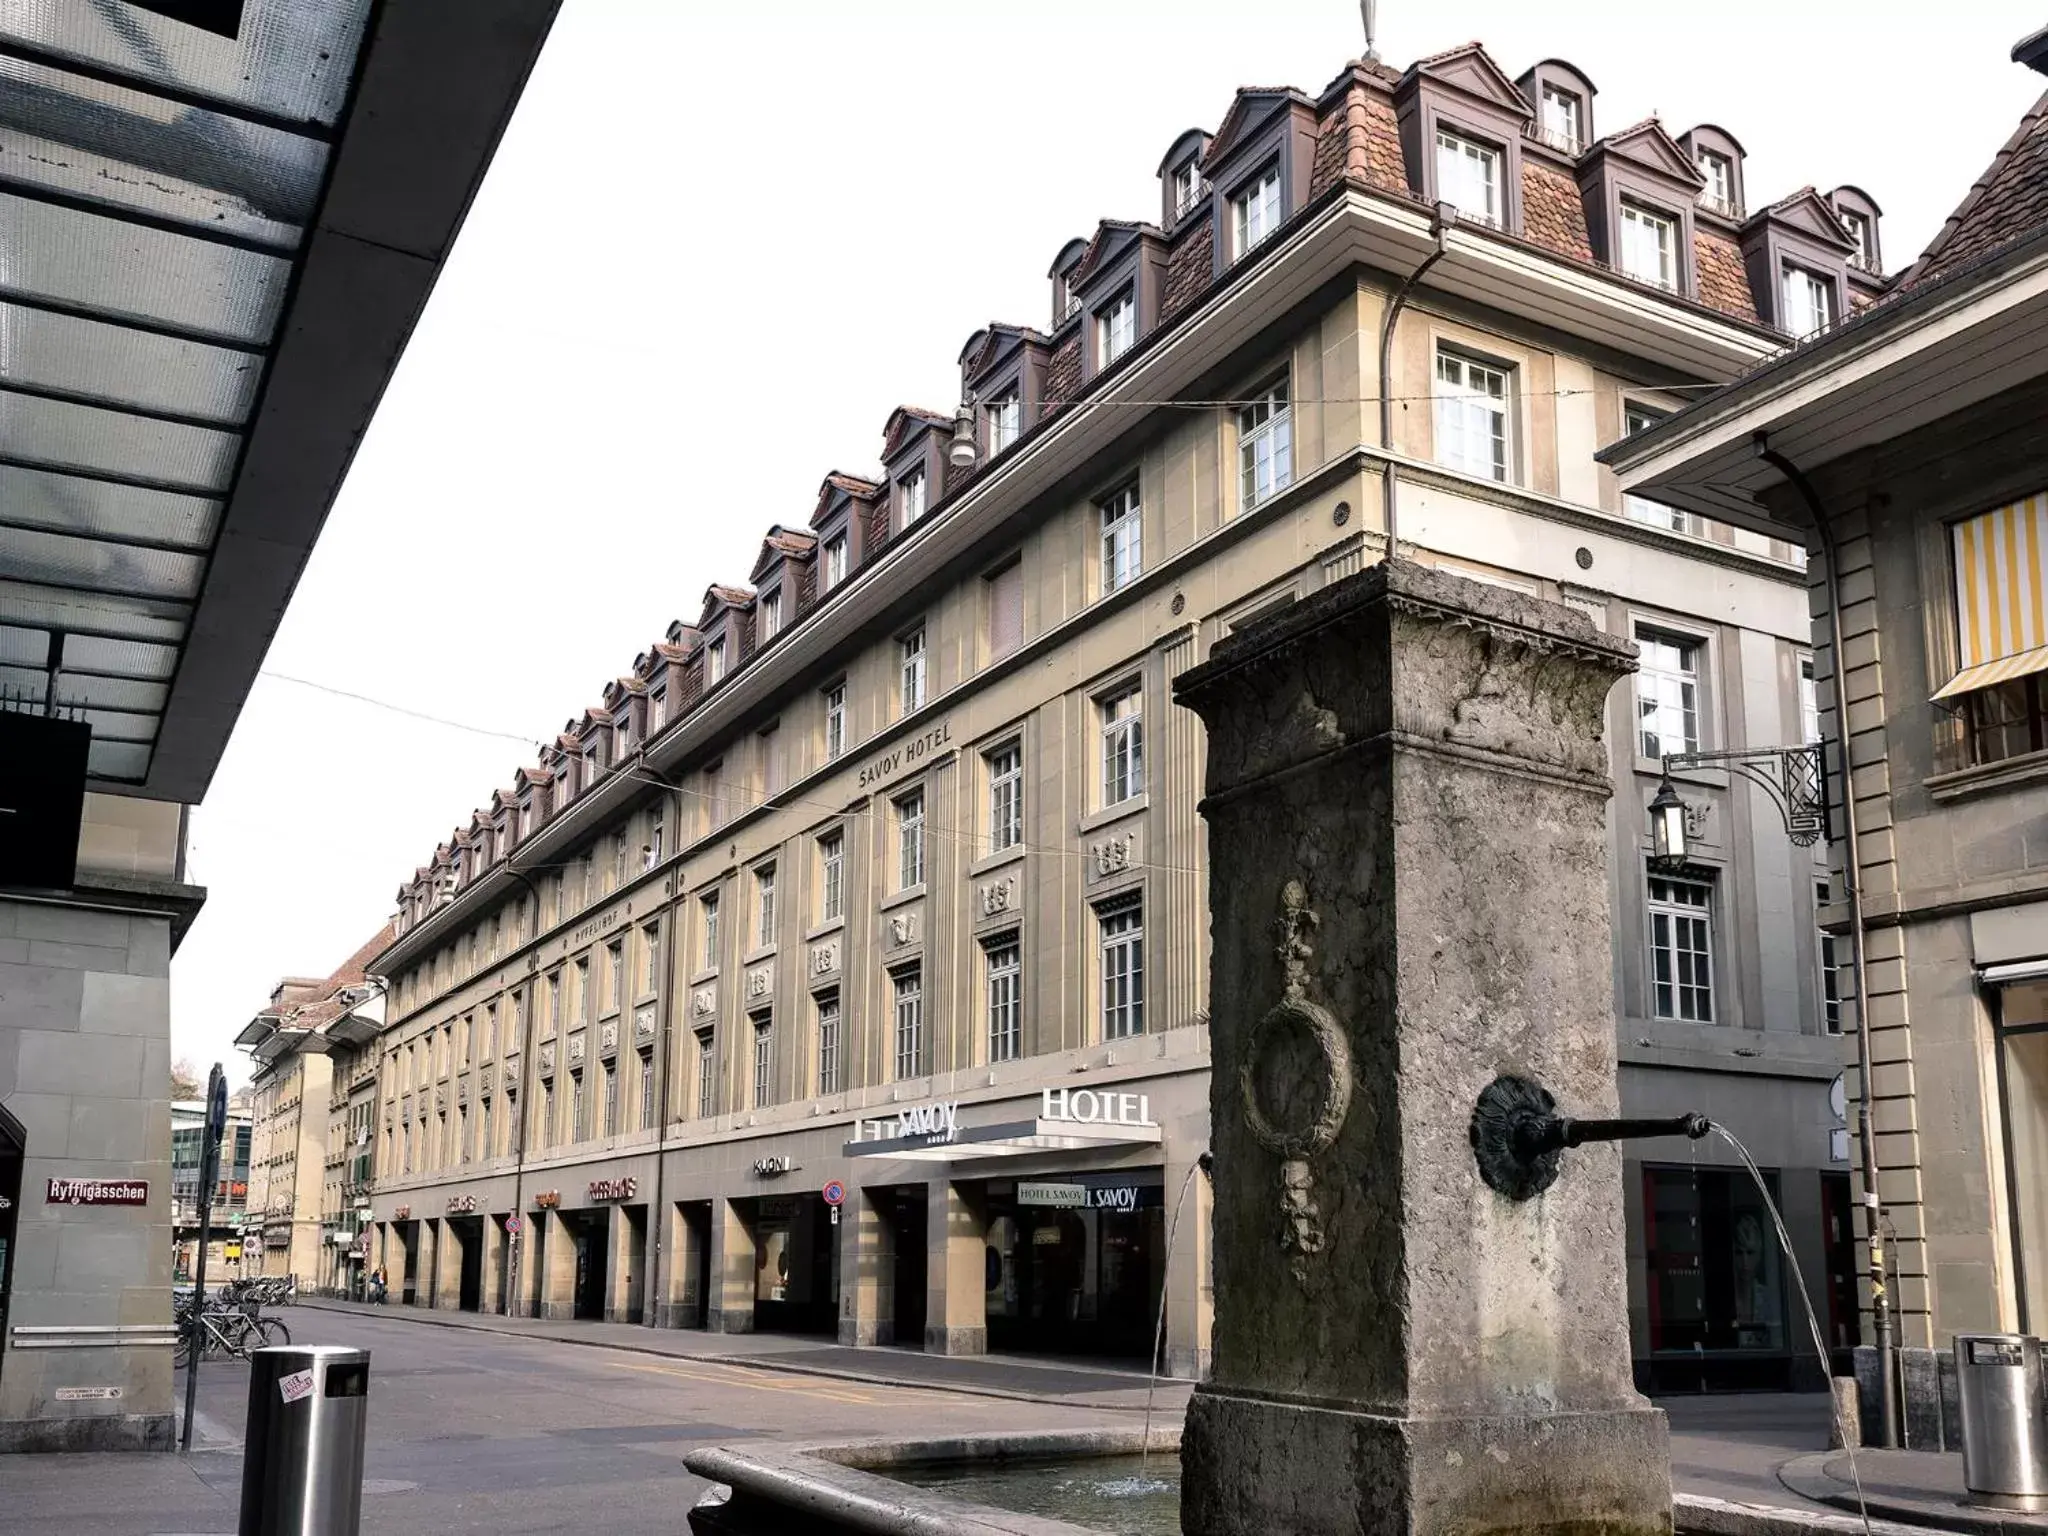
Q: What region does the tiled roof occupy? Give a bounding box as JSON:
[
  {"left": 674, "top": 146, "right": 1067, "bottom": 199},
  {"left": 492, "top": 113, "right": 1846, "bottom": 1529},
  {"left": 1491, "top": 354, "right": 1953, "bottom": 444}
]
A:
[
  {"left": 1694, "top": 229, "right": 1759, "bottom": 322},
  {"left": 1160, "top": 218, "right": 1214, "bottom": 323},
  {"left": 1905, "top": 88, "right": 2048, "bottom": 288},
  {"left": 1522, "top": 162, "right": 1593, "bottom": 262}
]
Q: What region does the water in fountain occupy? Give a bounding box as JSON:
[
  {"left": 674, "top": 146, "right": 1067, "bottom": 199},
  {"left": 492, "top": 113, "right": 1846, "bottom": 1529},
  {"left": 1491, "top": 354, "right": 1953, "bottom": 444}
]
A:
[
  {"left": 1136, "top": 1156, "right": 1207, "bottom": 1486},
  {"left": 1708, "top": 1122, "right": 1872, "bottom": 1536}
]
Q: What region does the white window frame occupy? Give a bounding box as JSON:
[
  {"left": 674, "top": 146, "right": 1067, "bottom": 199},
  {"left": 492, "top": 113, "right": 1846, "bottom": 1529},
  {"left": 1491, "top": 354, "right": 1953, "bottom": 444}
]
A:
[
  {"left": 649, "top": 687, "right": 667, "bottom": 733},
  {"left": 602, "top": 1060, "right": 618, "bottom": 1137},
  {"left": 1619, "top": 201, "right": 1678, "bottom": 291},
  {"left": 1433, "top": 347, "right": 1511, "bottom": 483},
  {"left": 987, "top": 740, "right": 1023, "bottom": 852},
  {"left": 1799, "top": 656, "right": 1821, "bottom": 746},
  {"left": 1841, "top": 209, "right": 1875, "bottom": 272},
  {"left": 1172, "top": 160, "right": 1200, "bottom": 218},
  {"left": 1539, "top": 83, "right": 1581, "bottom": 153},
  {"left": 1237, "top": 379, "right": 1292, "bottom": 510},
  {"left": 755, "top": 864, "right": 776, "bottom": 948},
  {"left": 1434, "top": 128, "right": 1500, "bottom": 227},
  {"left": 899, "top": 466, "right": 927, "bottom": 527},
  {"left": 1781, "top": 265, "right": 1834, "bottom": 338},
  {"left": 1098, "top": 290, "right": 1136, "bottom": 365},
  {"left": 1816, "top": 881, "right": 1843, "bottom": 1034},
  {"left": 900, "top": 626, "right": 927, "bottom": 713},
  {"left": 637, "top": 1046, "right": 655, "bottom": 1128},
  {"left": 897, "top": 789, "right": 926, "bottom": 889},
  {"left": 758, "top": 587, "right": 781, "bottom": 644},
  {"left": 1697, "top": 149, "right": 1734, "bottom": 215},
  {"left": 642, "top": 922, "right": 660, "bottom": 994},
  {"left": 1100, "top": 483, "right": 1142, "bottom": 593},
  {"left": 1635, "top": 627, "right": 1703, "bottom": 760},
  {"left": 1647, "top": 874, "right": 1715, "bottom": 1023},
  {"left": 893, "top": 968, "right": 924, "bottom": 1080},
  {"left": 1099, "top": 898, "right": 1145, "bottom": 1040},
  {"left": 824, "top": 682, "right": 846, "bottom": 760},
  {"left": 987, "top": 390, "right": 1021, "bottom": 454},
  {"left": 817, "top": 993, "right": 841, "bottom": 1093},
  {"left": 819, "top": 831, "right": 845, "bottom": 922},
  {"left": 823, "top": 533, "right": 848, "bottom": 590},
  {"left": 987, "top": 940, "right": 1021, "bottom": 1063},
  {"left": 700, "top": 892, "right": 720, "bottom": 971},
  {"left": 694, "top": 1030, "right": 715, "bottom": 1119},
  {"left": 1099, "top": 682, "right": 1145, "bottom": 808},
  {"left": 751, "top": 1015, "right": 773, "bottom": 1108},
  {"left": 706, "top": 634, "right": 727, "bottom": 685},
  {"left": 1231, "top": 164, "right": 1281, "bottom": 258},
  {"left": 1621, "top": 403, "right": 1699, "bottom": 534}
]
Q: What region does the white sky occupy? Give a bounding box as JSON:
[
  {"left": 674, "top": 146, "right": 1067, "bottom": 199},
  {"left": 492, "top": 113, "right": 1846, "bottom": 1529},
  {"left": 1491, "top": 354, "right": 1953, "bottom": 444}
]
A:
[{"left": 171, "top": 0, "right": 2048, "bottom": 1081}]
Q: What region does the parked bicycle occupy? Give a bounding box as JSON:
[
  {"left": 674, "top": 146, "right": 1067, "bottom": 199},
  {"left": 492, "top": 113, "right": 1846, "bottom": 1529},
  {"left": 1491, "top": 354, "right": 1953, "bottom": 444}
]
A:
[{"left": 172, "top": 1289, "right": 290, "bottom": 1368}]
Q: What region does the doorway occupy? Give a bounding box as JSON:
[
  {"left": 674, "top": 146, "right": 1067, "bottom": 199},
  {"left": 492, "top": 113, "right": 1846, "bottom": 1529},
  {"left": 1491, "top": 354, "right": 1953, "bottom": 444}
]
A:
[
  {"left": 752, "top": 1195, "right": 839, "bottom": 1336},
  {"left": 620, "top": 1205, "right": 647, "bottom": 1324},
  {"left": 1819, "top": 1172, "right": 1860, "bottom": 1373},
  {"left": 397, "top": 1221, "right": 420, "bottom": 1306},
  {"left": 568, "top": 1209, "right": 610, "bottom": 1321},
  {"left": 0, "top": 1105, "right": 23, "bottom": 1390},
  {"left": 453, "top": 1216, "right": 484, "bottom": 1312},
  {"left": 889, "top": 1187, "right": 927, "bottom": 1349},
  {"left": 678, "top": 1202, "right": 711, "bottom": 1328}
]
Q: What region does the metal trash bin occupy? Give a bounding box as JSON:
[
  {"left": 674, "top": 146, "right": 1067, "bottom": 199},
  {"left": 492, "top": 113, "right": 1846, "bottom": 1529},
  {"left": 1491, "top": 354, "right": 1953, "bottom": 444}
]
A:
[
  {"left": 1956, "top": 1333, "right": 2048, "bottom": 1511},
  {"left": 239, "top": 1345, "right": 371, "bottom": 1536}
]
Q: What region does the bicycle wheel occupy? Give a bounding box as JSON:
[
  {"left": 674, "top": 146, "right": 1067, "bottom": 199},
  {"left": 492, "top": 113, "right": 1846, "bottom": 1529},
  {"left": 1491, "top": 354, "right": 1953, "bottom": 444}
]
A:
[
  {"left": 250, "top": 1317, "right": 291, "bottom": 1350},
  {"left": 173, "top": 1330, "right": 193, "bottom": 1370}
]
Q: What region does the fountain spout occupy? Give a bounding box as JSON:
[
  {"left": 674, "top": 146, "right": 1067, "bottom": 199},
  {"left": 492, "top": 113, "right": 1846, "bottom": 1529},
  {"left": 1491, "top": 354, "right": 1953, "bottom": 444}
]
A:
[{"left": 1471, "top": 1074, "right": 1708, "bottom": 1202}]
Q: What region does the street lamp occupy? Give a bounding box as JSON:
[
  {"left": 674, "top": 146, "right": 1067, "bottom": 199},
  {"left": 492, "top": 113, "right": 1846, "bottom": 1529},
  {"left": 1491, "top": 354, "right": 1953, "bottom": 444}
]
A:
[
  {"left": 1647, "top": 777, "right": 1689, "bottom": 872},
  {"left": 948, "top": 401, "right": 977, "bottom": 469},
  {"left": 1647, "top": 742, "right": 1828, "bottom": 853}
]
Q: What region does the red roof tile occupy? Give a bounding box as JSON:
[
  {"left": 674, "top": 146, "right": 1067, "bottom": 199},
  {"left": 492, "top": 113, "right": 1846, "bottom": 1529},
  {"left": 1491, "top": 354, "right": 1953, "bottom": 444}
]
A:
[{"left": 1905, "top": 88, "right": 2048, "bottom": 288}]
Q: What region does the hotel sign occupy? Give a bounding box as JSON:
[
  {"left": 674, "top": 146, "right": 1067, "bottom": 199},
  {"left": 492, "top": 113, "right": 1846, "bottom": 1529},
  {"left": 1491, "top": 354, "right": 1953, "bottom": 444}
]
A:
[
  {"left": 46, "top": 1178, "right": 147, "bottom": 1206},
  {"left": 856, "top": 720, "right": 953, "bottom": 791},
  {"left": 1040, "top": 1086, "right": 1155, "bottom": 1127},
  {"left": 856, "top": 1100, "right": 959, "bottom": 1146}
]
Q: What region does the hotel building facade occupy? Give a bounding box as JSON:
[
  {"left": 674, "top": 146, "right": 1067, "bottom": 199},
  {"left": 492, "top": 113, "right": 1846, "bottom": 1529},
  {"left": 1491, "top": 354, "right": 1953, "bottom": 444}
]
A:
[{"left": 364, "top": 43, "right": 1888, "bottom": 1389}]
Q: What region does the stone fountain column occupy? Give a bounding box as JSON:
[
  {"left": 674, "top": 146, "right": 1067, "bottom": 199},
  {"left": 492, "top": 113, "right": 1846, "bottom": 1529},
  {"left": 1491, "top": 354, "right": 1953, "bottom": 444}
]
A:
[{"left": 1174, "top": 561, "right": 1670, "bottom": 1536}]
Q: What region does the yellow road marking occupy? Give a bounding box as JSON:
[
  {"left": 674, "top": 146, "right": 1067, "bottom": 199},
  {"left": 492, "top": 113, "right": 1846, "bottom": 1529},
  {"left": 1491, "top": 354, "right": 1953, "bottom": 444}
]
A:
[{"left": 610, "top": 1358, "right": 888, "bottom": 1405}]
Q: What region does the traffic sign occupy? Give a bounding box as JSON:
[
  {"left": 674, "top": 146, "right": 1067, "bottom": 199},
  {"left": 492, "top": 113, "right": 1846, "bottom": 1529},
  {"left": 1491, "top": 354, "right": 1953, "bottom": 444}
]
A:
[{"left": 821, "top": 1180, "right": 846, "bottom": 1207}]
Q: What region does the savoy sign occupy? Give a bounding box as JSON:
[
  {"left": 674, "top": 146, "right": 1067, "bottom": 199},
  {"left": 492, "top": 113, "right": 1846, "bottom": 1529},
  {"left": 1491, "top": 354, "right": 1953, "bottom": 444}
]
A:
[{"left": 857, "top": 1100, "right": 960, "bottom": 1145}]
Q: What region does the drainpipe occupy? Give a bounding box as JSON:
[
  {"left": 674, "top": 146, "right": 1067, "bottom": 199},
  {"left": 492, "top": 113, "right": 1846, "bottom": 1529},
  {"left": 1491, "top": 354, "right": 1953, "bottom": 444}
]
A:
[
  {"left": 1756, "top": 434, "right": 1897, "bottom": 1449},
  {"left": 1377, "top": 204, "right": 1457, "bottom": 558},
  {"left": 631, "top": 754, "right": 687, "bottom": 1329},
  {"left": 501, "top": 867, "right": 544, "bottom": 1316}
]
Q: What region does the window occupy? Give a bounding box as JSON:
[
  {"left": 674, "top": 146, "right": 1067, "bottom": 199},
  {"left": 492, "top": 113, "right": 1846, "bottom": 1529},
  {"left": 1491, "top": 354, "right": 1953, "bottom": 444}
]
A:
[
  {"left": 479, "top": 1096, "right": 492, "bottom": 1160},
  {"left": 642, "top": 923, "right": 660, "bottom": 994},
  {"left": 611, "top": 831, "right": 628, "bottom": 889},
  {"left": 824, "top": 683, "right": 847, "bottom": 759},
  {"left": 987, "top": 741, "right": 1023, "bottom": 852},
  {"left": 752, "top": 1016, "right": 773, "bottom": 1107},
  {"left": 1817, "top": 881, "right": 1842, "bottom": 1035},
  {"left": 900, "top": 626, "right": 927, "bottom": 712},
  {"left": 554, "top": 763, "right": 572, "bottom": 809},
  {"left": 1648, "top": 875, "right": 1714, "bottom": 1022},
  {"left": 1434, "top": 349, "right": 1510, "bottom": 482},
  {"left": 1098, "top": 291, "right": 1136, "bottom": 366},
  {"left": 987, "top": 941, "right": 1021, "bottom": 1063},
  {"left": 1781, "top": 266, "right": 1833, "bottom": 338},
  {"left": 1231, "top": 164, "right": 1281, "bottom": 257},
  {"left": 706, "top": 634, "right": 728, "bottom": 685},
  {"left": 695, "top": 1030, "right": 715, "bottom": 1118},
  {"left": 757, "top": 587, "right": 781, "bottom": 644},
  {"left": 638, "top": 1046, "right": 656, "bottom": 1128},
  {"left": 823, "top": 533, "right": 848, "bottom": 590},
  {"left": 606, "top": 940, "right": 624, "bottom": 1015},
  {"left": 893, "top": 968, "right": 924, "bottom": 1079},
  {"left": 1100, "top": 484, "right": 1142, "bottom": 593},
  {"left": 646, "top": 808, "right": 664, "bottom": 869},
  {"left": 819, "top": 831, "right": 845, "bottom": 922},
  {"left": 574, "top": 956, "right": 591, "bottom": 1023},
  {"left": 547, "top": 970, "right": 562, "bottom": 1035},
  {"left": 602, "top": 1061, "right": 618, "bottom": 1136},
  {"left": 1635, "top": 629, "right": 1702, "bottom": 759},
  {"left": 1099, "top": 899, "right": 1145, "bottom": 1039},
  {"left": 570, "top": 1067, "right": 585, "bottom": 1140},
  {"left": 899, "top": 466, "right": 927, "bottom": 527},
  {"left": 518, "top": 799, "right": 534, "bottom": 841},
  {"left": 1434, "top": 129, "right": 1500, "bottom": 226},
  {"left": 986, "top": 559, "right": 1024, "bottom": 659},
  {"left": 540, "top": 1080, "right": 553, "bottom": 1149},
  {"left": 1965, "top": 676, "right": 2048, "bottom": 765},
  {"left": 897, "top": 790, "right": 926, "bottom": 889},
  {"left": 1056, "top": 269, "right": 1080, "bottom": 322},
  {"left": 700, "top": 892, "right": 720, "bottom": 971},
  {"left": 1799, "top": 657, "right": 1821, "bottom": 746},
  {"left": 1947, "top": 498, "right": 2048, "bottom": 766},
  {"left": 1172, "top": 160, "right": 1200, "bottom": 218},
  {"left": 817, "top": 994, "right": 841, "bottom": 1094},
  {"left": 1237, "top": 379, "right": 1292, "bottom": 509},
  {"left": 1100, "top": 684, "right": 1144, "bottom": 806},
  {"left": 649, "top": 687, "right": 667, "bottom": 733},
  {"left": 481, "top": 1002, "right": 495, "bottom": 1060},
  {"left": 615, "top": 710, "right": 634, "bottom": 754},
  {"left": 755, "top": 865, "right": 776, "bottom": 948},
  {"left": 1840, "top": 209, "right": 1875, "bottom": 272},
  {"left": 987, "top": 391, "right": 1021, "bottom": 454},
  {"left": 1696, "top": 149, "right": 1734, "bottom": 215},
  {"left": 1539, "top": 83, "right": 1581, "bottom": 153},
  {"left": 1619, "top": 202, "right": 1677, "bottom": 290},
  {"left": 1621, "top": 404, "right": 1697, "bottom": 533}
]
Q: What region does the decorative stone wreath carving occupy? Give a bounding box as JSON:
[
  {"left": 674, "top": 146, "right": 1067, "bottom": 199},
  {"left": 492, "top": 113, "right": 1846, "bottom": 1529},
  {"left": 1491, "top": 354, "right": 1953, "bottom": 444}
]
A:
[{"left": 1238, "top": 878, "right": 1354, "bottom": 1285}]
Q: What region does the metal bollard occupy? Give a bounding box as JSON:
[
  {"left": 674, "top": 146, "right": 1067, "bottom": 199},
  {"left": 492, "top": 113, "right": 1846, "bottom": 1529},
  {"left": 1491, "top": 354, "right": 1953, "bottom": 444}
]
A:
[
  {"left": 239, "top": 1346, "right": 372, "bottom": 1536},
  {"left": 1956, "top": 1333, "right": 2048, "bottom": 1511}
]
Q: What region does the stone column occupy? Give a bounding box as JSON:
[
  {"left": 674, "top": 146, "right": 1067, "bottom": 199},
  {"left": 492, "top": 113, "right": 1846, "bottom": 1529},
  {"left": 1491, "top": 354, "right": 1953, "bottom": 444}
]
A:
[
  {"left": 483, "top": 1216, "right": 507, "bottom": 1315},
  {"left": 924, "top": 1179, "right": 987, "bottom": 1355},
  {"left": 706, "top": 1199, "right": 756, "bottom": 1334},
  {"left": 838, "top": 1186, "right": 888, "bottom": 1346},
  {"left": 673, "top": 1203, "right": 710, "bottom": 1328},
  {"left": 1174, "top": 561, "right": 1668, "bottom": 1536},
  {"left": 418, "top": 1219, "right": 441, "bottom": 1309},
  {"left": 541, "top": 1211, "right": 577, "bottom": 1320}
]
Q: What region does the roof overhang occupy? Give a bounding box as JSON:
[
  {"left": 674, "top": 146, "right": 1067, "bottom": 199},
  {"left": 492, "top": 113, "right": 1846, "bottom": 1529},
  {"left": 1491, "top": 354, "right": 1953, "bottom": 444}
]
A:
[
  {"left": 844, "top": 1118, "right": 1163, "bottom": 1164},
  {"left": 375, "top": 183, "right": 1780, "bottom": 976},
  {"left": 326, "top": 1009, "right": 381, "bottom": 1048},
  {"left": 1599, "top": 228, "right": 2048, "bottom": 537},
  {"left": 0, "top": 0, "right": 558, "bottom": 800}
]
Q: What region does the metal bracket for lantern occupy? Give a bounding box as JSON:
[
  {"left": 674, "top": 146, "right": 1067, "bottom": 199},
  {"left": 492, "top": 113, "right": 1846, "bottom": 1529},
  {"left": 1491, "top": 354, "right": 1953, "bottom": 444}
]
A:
[
  {"left": 1649, "top": 744, "right": 1828, "bottom": 873},
  {"left": 1470, "top": 1074, "right": 1710, "bottom": 1201}
]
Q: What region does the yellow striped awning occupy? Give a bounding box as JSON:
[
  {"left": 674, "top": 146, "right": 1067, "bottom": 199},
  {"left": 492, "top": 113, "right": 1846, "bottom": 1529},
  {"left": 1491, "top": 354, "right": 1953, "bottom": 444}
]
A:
[{"left": 1934, "top": 494, "right": 2048, "bottom": 701}]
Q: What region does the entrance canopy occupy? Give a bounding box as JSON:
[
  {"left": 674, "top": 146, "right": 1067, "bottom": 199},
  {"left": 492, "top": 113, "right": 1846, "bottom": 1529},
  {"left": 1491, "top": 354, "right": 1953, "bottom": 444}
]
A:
[
  {"left": 845, "top": 1116, "right": 1162, "bottom": 1164},
  {"left": 0, "top": 0, "right": 556, "bottom": 799}
]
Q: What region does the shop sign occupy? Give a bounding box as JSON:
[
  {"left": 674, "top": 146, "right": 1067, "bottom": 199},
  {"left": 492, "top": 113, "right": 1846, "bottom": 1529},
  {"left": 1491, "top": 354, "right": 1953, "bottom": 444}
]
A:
[
  {"left": 46, "top": 1178, "right": 148, "bottom": 1206},
  {"left": 224, "top": 1243, "right": 243, "bottom": 1261},
  {"left": 856, "top": 1100, "right": 959, "bottom": 1145},
  {"left": 1041, "top": 1087, "right": 1154, "bottom": 1127},
  {"left": 1018, "top": 1182, "right": 1087, "bottom": 1208},
  {"left": 447, "top": 1195, "right": 478, "bottom": 1214},
  {"left": 856, "top": 719, "right": 953, "bottom": 791},
  {"left": 753, "top": 1155, "right": 794, "bottom": 1177},
  {"left": 589, "top": 1177, "right": 638, "bottom": 1201},
  {"left": 534, "top": 1190, "right": 561, "bottom": 1209},
  {"left": 1017, "top": 1181, "right": 1146, "bottom": 1211}
]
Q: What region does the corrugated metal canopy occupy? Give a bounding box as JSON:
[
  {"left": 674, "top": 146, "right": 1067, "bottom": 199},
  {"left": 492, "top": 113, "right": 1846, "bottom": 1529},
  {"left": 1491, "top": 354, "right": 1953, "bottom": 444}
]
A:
[{"left": 0, "top": 0, "right": 558, "bottom": 797}]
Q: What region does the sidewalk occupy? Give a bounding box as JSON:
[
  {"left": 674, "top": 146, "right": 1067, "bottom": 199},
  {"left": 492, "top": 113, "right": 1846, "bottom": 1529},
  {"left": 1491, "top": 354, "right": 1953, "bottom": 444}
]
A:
[
  {"left": 1781, "top": 1448, "right": 2048, "bottom": 1535},
  {"left": 294, "top": 1295, "right": 1186, "bottom": 1410}
]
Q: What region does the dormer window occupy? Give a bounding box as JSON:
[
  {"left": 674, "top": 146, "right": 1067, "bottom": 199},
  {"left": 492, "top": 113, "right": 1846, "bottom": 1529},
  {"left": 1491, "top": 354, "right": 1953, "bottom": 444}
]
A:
[
  {"left": 1056, "top": 272, "right": 1080, "bottom": 322},
  {"left": 986, "top": 389, "right": 1020, "bottom": 454},
  {"left": 1230, "top": 165, "right": 1281, "bottom": 258},
  {"left": 1098, "top": 291, "right": 1136, "bottom": 366},
  {"left": 823, "top": 533, "right": 848, "bottom": 590},
  {"left": 649, "top": 687, "right": 667, "bottom": 733},
  {"left": 1696, "top": 149, "right": 1735, "bottom": 217},
  {"left": 1434, "top": 130, "right": 1500, "bottom": 227},
  {"left": 758, "top": 586, "right": 782, "bottom": 643},
  {"left": 589, "top": 732, "right": 607, "bottom": 771},
  {"left": 1539, "top": 84, "right": 1582, "bottom": 154},
  {"left": 518, "top": 799, "right": 534, "bottom": 840},
  {"left": 1840, "top": 209, "right": 1876, "bottom": 272},
  {"left": 615, "top": 711, "right": 634, "bottom": 752},
  {"left": 554, "top": 763, "right": 572, "bottom": 806},
  {"left": 899, "top": 466, "right": 926, "bottom": 527},
  {"left": 706, "top": 634, "right": 728, "bottom": 685},
  {"left": 1781, "top": 265, "right": 1834, "bottom": 338},
  {"left": 1172, "top": 161, "right": 1201, "bottom": 218},
  {"left": 1619, "top": 202, "right": 1677, "bottom": 291}
]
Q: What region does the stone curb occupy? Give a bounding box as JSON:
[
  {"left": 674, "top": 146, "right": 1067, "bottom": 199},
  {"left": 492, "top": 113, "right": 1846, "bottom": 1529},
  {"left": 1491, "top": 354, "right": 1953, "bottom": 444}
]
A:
[
  {"left": 292, "top": 1298, "right": 1182, "bottom": 1412},
  {"left": 1675, "top": 1492, "right": 1944, "bottom": 1536},
  {"left": 1777, "top": 1451, "right": 2048, "bottom": 1535}
]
